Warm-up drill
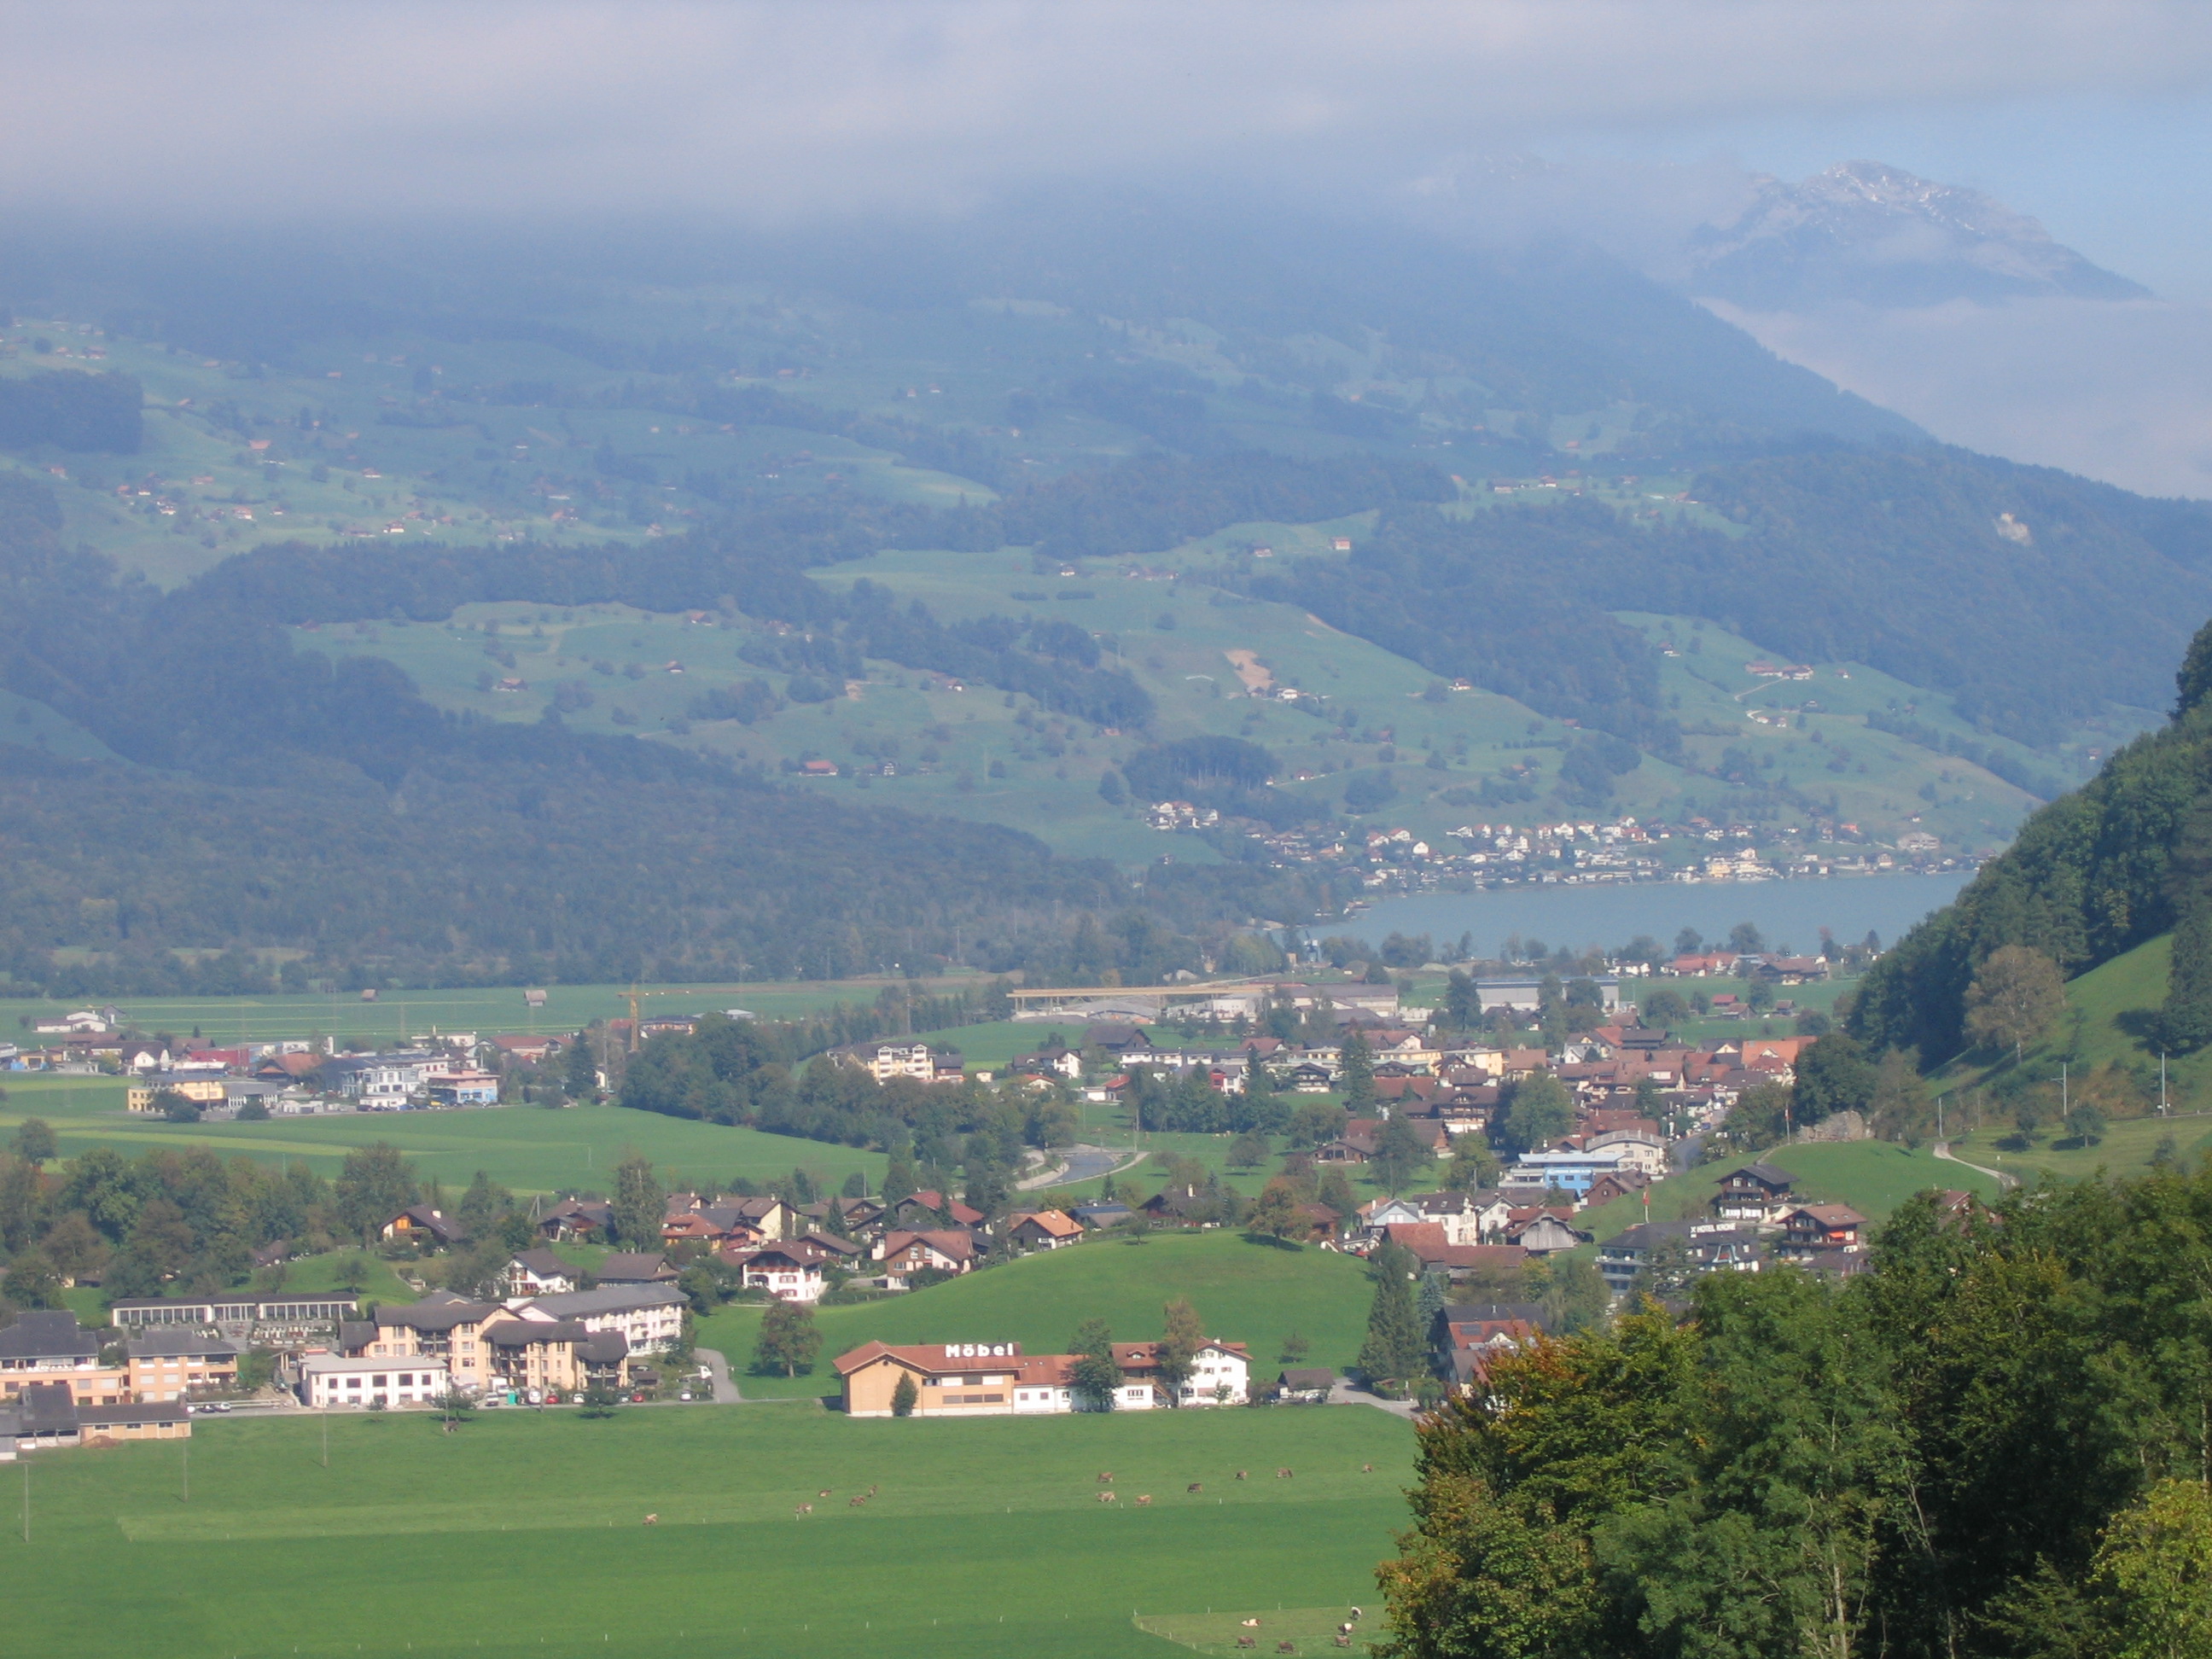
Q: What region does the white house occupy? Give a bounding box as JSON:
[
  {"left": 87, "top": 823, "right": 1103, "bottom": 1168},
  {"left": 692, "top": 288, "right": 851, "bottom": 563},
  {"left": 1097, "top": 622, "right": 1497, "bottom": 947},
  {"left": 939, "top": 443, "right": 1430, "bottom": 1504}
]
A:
[
  {"left": 297, "top": 1355, "right": 450, "bottom": 1408},
  {"left": 509, "top": 1284, "right": 684, "bottom": 1353}
]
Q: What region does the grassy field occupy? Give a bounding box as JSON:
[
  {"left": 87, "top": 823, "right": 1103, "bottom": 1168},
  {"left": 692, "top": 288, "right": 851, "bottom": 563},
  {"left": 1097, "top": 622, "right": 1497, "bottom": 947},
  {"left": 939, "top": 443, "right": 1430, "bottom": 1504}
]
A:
[
  {"left": 1570, "top": 1138, "right": 2007, "bottom": 1249},
  {"left": 0, "top": 1399, "right": 1415, "bottom": 1659},
  {"left": 0, "top": 1080, "right": 882, "bottom": 1197},
  {"left": 5, "top": 972, "right": 987, "bottom": 1045},
  {"left": 696, "top": 1231, "right": 1377, "bottom": 1400}
]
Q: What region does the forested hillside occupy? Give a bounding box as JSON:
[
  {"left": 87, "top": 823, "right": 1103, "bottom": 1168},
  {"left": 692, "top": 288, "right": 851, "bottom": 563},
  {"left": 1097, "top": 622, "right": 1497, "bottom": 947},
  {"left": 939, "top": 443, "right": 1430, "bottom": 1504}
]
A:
[{"left": 1852, "top": 616, "right": 2212, "bottom": 1059}]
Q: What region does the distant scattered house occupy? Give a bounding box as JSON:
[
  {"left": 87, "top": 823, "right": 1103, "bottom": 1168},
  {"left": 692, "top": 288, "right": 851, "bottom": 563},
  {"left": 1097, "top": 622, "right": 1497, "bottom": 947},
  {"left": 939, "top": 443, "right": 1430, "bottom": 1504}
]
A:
[
  {"left": 1511, "top": 1213, "right": 1591, "bottom": 1255},
  {"left": 1275, "top": 1366, "right": 1336, "bottom": 1403},
  {"left": 539, "top": 1198, "right": 613, "bottom": 1241},
  {"left": 1597, "top": 1221, "right": 1764, "bottom": 1294}
]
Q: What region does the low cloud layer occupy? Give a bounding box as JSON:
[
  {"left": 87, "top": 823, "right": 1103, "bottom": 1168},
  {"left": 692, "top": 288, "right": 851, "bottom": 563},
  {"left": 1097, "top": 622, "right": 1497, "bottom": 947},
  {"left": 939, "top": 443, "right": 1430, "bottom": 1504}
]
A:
[
  {"left": 1709, "top": 296, "right": 2212, "bottom": 498},
  {"left": 5, "top": 3, "right": 2212, "bottom": 221}
]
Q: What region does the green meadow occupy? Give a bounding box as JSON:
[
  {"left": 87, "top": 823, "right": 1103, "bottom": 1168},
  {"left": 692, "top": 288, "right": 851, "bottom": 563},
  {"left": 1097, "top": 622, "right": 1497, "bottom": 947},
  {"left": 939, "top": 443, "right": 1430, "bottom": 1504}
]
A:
[
  {"left": 696, "top": 1232, "right": 1377, "bottom": 1399},
  {"left": 0, "top": 1080, "right": 882, "bottom": 1198},
  {"left": 6, "top": 972, "right": 982, "bottom": 1045},
  {"left": 0, "top": 1400, "right": 1415, "bottom": 1659},
  {"left": 1569, "top": 1138, "right": 2006, "bottom": 1252}
]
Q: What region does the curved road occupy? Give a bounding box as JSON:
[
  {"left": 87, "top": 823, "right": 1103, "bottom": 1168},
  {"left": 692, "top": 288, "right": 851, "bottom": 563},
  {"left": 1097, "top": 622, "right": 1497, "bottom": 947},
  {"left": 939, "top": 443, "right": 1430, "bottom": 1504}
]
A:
[
  {"left": 1935, "top": 1142, "right": 2019, "bottom": 1191},
  {"left": 1017, "top": 1143, "right": 1145, "bottom": 1192},
  {"left": 694, "top": 1348, "right": 740, "bottom": 1402}
]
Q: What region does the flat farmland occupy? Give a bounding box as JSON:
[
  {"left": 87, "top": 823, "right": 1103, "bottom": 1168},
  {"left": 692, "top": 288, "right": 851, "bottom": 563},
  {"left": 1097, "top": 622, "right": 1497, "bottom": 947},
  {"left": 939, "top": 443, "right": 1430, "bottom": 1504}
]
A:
[
  {"left": 0, "top": 1082, "right": 881, "bottom": 1197},
  {"left": 0, "top": 1400, "right": 1415, "bottom": 1659}
]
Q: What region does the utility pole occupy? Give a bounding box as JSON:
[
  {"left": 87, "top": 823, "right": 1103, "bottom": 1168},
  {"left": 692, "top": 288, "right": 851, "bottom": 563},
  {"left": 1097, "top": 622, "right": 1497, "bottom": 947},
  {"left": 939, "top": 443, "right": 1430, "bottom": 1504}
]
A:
[
  {"left": 181, "top": 1443, "right": 189, "bottom": 1503},
  {"left": 2060, "top": 1064, "right": 2069, "bottom": 1121},
  {"left": 1937, "top": 1093, "right": 1946, "bottom": 1141},
  {"left": 20, "top": 1464, "right": 27, "bottom": 1545},
  {"left": 2162, "top": 1052, "right": 2169, "bottom": 1115},
  {"left": 321, "top": 1407, "right": 329, "bottom": 1469}
]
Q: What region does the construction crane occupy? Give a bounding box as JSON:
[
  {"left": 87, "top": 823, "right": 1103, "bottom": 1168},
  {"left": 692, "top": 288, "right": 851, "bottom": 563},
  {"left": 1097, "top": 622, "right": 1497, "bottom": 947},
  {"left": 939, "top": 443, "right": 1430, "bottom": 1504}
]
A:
[{"left": 620, "top": 985, "right": 755, "bottom": 1051}]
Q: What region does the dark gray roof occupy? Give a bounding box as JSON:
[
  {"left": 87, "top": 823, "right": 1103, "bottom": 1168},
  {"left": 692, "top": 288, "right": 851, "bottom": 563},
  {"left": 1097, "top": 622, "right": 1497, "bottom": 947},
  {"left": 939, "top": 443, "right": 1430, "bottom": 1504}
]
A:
[
  {"left": 0, "top": 1311, "right": 100, "bottom": 1364},
  {"left": 1733, "top": 1161, "right": 1795, "bottom": 1189},
  {"left": 577, "top": 1330, "right": 630, "bottom": 1364},
  {"left": 483, "top": 1318, "right": 588, "bottom": 1348},
  {"left": 18, "top": 1382, "right": 79, "bottom": 1435},
  {"left": 521, "top": 1284, "right": 682, "bottom": 1318},
  {"left": 127, "top": 1330, "right": 242, "bottom": 1360},
  {"left": 376, "top": 1297, "right": 498, "bottom": 1333},
  {"left": 79, "top": 1399, "right": 190, "bottom": 1429},
  {"left": 1440, "top": 1302, "right": 1548, "bottom": 1328},
  {"left": 1278, "top": 1367, "right": 1336, "bottom": 1389},
  {"left": 509, "top": 1249, "right": 574, "bottom": 1279}
]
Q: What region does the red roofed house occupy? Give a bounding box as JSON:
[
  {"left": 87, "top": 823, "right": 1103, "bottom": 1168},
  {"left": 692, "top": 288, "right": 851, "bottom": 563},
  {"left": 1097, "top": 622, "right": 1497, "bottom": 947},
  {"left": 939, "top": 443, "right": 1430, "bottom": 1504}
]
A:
[{"left": 1004, "top": 1210, "right": 1085, "bottom": 1251}]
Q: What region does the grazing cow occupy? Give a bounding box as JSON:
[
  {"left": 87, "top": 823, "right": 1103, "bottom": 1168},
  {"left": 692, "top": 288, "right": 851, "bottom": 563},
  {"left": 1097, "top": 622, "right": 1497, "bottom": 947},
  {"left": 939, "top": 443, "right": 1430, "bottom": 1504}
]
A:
[
  {"left": 1187, "top": 1482, "right": 1204, "bottom": 1493},
  {"left": 1361, "top": 1464, "right": 1374, "bottom": 1472},
  {"left": 1276, "top": 1467, "right": 1294, "bottom": 1478},
  {"left": 1097, "top": 1490, "right": 1117, "bottom": 1504},
  {"left": 1097, "top": 1472, "right": 1115, "bottom": 1483},
  {"left": 1237, "top": 1639, "right": 1257, "bottom": 1650},
  {"left": 643, "top": 1514, "right": 658, "bottom": 1526},
  {"left": 1334, "top": 1637, "right": 1352, "bottom": 1648},
  {"left": 818, "top": 1488, "right": 831, "bottom": 1497},
  {"left": 868, "top": 1484, "right": 878, "bottom": 1496},
  {"left": 1240, "top": 1620, "right": 1260, "bottom": 1628},
  {"left": 1235, "top": 1470, "right": 1249, "bottom": 1481},
  {"left": 1339, "top": 1625, "right": 1354, "bottom": 1635},
  {"left": 1349, "top": 1609, "right": 1362, "bottom": 1620},
  {"left": 1278, "top": 1641, "right": 1298, "bottom": 1653},
  {"left": 1135, "top": 1494, "right": 1151, "bottom": 1506},
  {"left": 795, "top": 1504, "right": 812, "bottom": 1516},
  {"left": 849, "top": 1494, "right": 867, "bottom": 1506}
]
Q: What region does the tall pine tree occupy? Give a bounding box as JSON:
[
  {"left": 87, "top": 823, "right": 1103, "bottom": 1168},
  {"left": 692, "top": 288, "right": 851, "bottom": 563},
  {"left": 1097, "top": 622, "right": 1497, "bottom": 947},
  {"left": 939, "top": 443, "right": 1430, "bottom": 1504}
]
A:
[{"left": 1359, "top": 1242, "right": 1428, "bottom": 1389}]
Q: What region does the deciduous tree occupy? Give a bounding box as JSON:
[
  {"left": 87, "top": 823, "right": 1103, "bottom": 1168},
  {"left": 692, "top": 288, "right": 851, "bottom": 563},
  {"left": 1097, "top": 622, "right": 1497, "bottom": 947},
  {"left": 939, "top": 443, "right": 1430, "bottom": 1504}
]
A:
[{"left": 1965, "top": 945, "right": 2068, "bottom": 1062}]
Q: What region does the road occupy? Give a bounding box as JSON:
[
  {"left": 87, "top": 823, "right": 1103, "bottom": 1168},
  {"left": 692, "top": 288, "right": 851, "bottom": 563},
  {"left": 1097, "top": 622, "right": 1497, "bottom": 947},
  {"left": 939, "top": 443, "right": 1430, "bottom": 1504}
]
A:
[
  {"left": 1330, "top": 1379, "right": 1418, "bottom": 1418},
  {"left": 694, "top": 1347, "right": 740, "bottom": 1402},
  {"left": 1935, "top": 1142, "right": 2020, "bottom": 1190},
  {"left": 1016, "top": 1143, "right": 1146, "bottom": 1192}
]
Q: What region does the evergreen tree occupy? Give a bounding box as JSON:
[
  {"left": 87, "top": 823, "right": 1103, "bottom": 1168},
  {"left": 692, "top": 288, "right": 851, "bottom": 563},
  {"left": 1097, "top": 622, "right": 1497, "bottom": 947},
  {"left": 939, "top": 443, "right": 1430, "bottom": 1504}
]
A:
[
  {"left": 1359, "top": 1242, "right": 1428, "bottom": 1388},
  {"left": 564, "top": 1029, "right": 599, "bottom": 1099},
  {"left": 890, "top": 1371, "right": 918, "bottom": 1417},
  {"left": 882, "top": 1154, "right": 918, "bottom": 1207},
  {"left": 1339, "top": 1028, "right": 1377, "bottom": 1109},
  {"left": 611, "top": 1155, "right": 665, "bottom": 1250}
]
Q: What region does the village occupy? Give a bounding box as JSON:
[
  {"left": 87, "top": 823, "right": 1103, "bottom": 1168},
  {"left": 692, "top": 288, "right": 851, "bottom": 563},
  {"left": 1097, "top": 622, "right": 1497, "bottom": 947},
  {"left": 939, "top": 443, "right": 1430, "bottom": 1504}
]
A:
[{"left": 0, "top": 941, "right": 1912, "bottom": 1452}]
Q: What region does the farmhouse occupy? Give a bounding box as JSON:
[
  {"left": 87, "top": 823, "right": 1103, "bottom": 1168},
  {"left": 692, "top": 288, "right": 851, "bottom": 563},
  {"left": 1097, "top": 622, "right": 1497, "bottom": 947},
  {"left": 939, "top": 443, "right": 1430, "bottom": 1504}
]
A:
[{"left": 1004, "top": 1209, "right": 1084, "bottom": 1251}]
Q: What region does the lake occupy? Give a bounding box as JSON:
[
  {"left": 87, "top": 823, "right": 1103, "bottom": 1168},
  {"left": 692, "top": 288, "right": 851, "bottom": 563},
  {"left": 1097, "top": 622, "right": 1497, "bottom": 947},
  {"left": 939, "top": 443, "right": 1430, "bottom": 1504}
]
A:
[{"left": 1337, "top": 870, "right": 1970, "bottom": 959}]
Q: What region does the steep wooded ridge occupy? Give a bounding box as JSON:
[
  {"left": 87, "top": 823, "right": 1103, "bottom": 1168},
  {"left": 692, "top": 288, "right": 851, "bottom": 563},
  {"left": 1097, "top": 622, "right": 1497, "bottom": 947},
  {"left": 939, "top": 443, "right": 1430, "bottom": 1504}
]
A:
[{"left": 1851, "top": 619, "right": 2212, "bottom": 1060}]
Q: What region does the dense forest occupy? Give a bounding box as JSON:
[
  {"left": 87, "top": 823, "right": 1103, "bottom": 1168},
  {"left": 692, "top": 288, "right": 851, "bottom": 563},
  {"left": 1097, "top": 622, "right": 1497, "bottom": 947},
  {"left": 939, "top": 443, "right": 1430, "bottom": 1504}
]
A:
[
  {"left": 1381, "top": 1172, "right": 2212, "bottom": 1659},
  {"left": 1850, "top": 614, "right": 2212, "bottom": 1060}
]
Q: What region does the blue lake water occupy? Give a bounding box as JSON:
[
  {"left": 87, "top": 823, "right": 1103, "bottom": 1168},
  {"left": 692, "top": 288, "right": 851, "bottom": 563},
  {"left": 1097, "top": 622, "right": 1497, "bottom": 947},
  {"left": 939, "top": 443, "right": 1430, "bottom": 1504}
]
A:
[{"left": 1336, "top": 870, "right": 1971, "bottom": 959}]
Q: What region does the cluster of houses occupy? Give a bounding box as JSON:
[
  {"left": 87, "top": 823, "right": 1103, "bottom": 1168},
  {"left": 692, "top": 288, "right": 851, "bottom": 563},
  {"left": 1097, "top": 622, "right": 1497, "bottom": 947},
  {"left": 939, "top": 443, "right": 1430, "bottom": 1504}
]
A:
[
  {"left": 0, "top": 1308, "right": 226, "bottom": 1456},
  {"left": 4, "top": 1018, "right": 546, "bottom": 1114},
  {"left": 836, "top": 1335, "right": 1253, "bottom": 1417}
]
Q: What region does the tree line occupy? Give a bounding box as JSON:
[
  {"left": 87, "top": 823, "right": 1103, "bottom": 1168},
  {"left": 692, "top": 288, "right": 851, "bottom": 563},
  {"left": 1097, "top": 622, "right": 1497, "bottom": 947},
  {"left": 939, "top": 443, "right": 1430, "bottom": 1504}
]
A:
[{"left": 1377, "top": 1166, "right": 2212, "bottom": 1659}]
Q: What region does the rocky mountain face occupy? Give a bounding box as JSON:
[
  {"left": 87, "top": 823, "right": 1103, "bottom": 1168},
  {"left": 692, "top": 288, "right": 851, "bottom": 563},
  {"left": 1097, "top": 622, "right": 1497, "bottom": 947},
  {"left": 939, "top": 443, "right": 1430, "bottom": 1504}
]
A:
[{"left": 1685, "top": 160, "right": 2150, "bottom": 310}]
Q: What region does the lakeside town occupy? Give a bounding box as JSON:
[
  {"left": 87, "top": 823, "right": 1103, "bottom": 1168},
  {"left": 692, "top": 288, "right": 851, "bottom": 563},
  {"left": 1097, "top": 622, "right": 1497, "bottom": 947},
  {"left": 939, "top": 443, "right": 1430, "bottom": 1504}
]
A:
[{"left": 0, "top": 941, "right": 1907, "bottom": 1450}]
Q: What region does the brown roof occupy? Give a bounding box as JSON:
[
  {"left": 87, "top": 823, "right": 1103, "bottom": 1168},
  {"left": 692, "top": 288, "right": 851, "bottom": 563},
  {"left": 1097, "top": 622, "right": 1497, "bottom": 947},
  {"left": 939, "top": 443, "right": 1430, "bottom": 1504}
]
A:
[
  {"left": 1008, "top": 1209, "right": 1085, "bottom": 1239},
  {"left": 880, "top": 1229, "right": 977, "bottom": 1261},
  {"left": 832, "top": 1340, "right": 1072, "bottom": 1384}
]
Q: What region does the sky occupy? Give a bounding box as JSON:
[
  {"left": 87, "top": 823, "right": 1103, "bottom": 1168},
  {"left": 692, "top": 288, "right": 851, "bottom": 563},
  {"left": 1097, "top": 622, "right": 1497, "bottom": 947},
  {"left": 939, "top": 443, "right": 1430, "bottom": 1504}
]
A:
[{"left": 5, "top": 2, "right": 2212, "bottom": 490}]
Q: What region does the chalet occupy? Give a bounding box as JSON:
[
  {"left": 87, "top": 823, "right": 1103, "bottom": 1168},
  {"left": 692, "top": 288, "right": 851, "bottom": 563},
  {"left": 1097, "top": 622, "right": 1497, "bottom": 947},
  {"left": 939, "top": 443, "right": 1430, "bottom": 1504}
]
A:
[
  {"left": 1316, "top": 1121, "right": 1381, "bottom": 1164},
  {"left": 1285, "top": 1062, "right": 1335, "bottom": 1093},
  {"left": 538, "top": 1198, "right": 613, "bottom": 1240},
  {"left": 594, "top": 1252, "right": 678, "bottom": 1285},
  {"left": 1139, "top": 1185, "right": 1225, "bottom": 1226},
  {"left": 380, "top": 1204, "right": 466, "bottom": 1247},
  {"left": 1508, "top": 1212, "right": 1590, "bottom": 1254},
  {"left": 1004, "top": 1210, "right": 1085, "bottom": 1251},
  {"left": 489, "top": 1034, "right": 568, "bottom": 1064},
  {"left": 1380, "top": 1224, "right": 1529, "bottom": 1278},
  {"left": 890, "top": 1191, "right": 986, "bottom": 1231},
  {"left": 1711, "top": 1161, "right": 1796, "bottom": 1224},
  {"left": 1778, "top": 1204, "right": 1867, "bottom": 1257},
  {"left": 1112, "top": 1338, "right": 1251, "bottom": 1406},
  {"left": 1072, "top": 1202, "right": 1133, "bottom": 1229},
  {"left": 876, "top": 1229, "right": 978, "bottom": 1283},
  {"left": 1581, "top": 1169, "right": 1652, "bottom": 1211},
  {"left": 504, "top": 1249, "right": 580, "bottom": 1297},
  {"left": 1435, "top": 1302, "right": 1548, "bottom": 1384},
  {"left": 1597, "top": 1221, "right": 1765, "bottom": 1294},
  {"left": 721, "top": 1240, "right": 840, "bottom": 1302}
]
